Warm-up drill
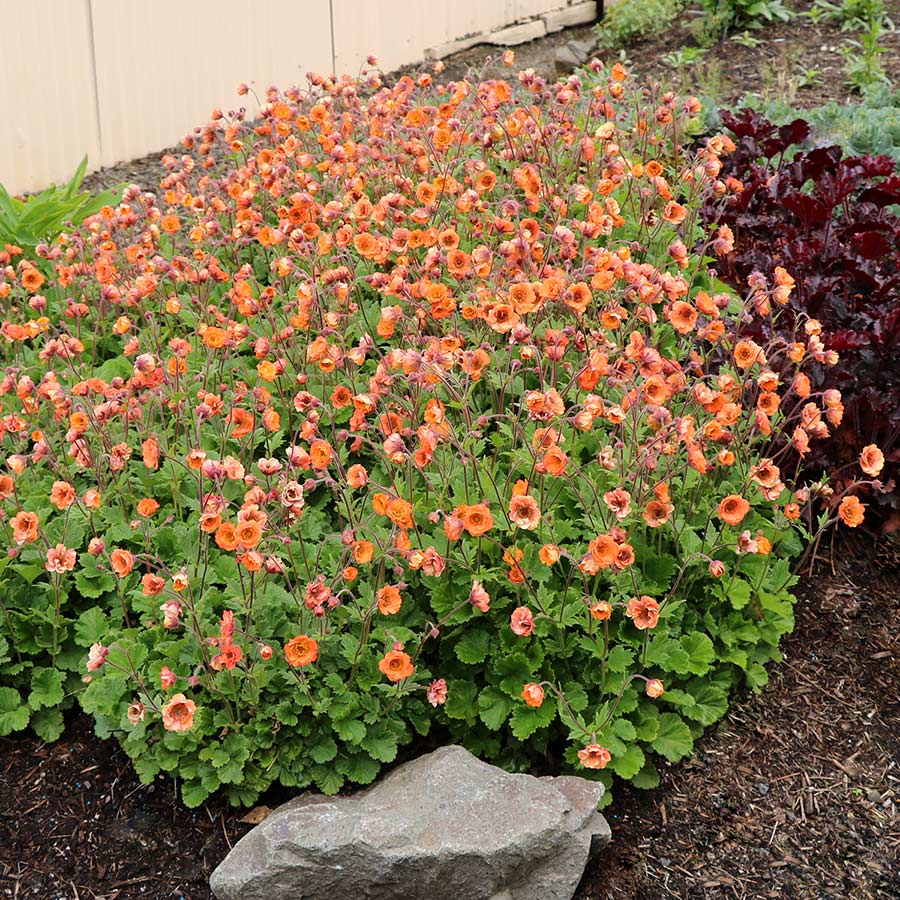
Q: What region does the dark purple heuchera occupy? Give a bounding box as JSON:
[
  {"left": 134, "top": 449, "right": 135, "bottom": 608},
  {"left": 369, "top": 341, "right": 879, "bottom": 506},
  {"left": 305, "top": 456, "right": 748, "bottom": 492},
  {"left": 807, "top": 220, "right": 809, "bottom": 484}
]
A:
[{"left": 705, "top": 109, "right": 900, "bottom": 515}]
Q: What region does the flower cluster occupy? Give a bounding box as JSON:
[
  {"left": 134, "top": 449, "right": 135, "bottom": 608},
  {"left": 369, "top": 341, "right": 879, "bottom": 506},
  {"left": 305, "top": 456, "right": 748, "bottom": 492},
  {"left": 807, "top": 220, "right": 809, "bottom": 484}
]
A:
[{"left": 0, "top": 59, "right": 871, "bottom": 805}]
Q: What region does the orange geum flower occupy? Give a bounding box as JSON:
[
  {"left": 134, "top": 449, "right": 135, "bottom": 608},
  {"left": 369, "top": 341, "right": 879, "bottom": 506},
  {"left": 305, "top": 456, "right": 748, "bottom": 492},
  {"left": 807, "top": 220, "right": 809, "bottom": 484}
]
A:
[
  {"left": 379, "top": 650, "right": 414, "bottom": 682},
  {"left": 717, "top": 494, "right": 750, "bottom": 526},
  {"left": 539, "top": 544, "right": 561, "bottom": 565},
  {"left": 352, "top": 540, "right": 374, "bottom": 564},
  {"left": 110, "top": 549, "right": 135, "bottom": 577},
  {"left": 10, "top": 511, "right": 40, "bottom": 543},
  {"left": 590, "top": 600, "right": 612, "bottom": 621},
  {"left": 733, "top": 340, "right": 765, "bottom": 369},
  {"left": 838, "top": 495, "right": 865, "bottom": 528},
  {"left": 377, "top": 585, "right": 402, "bottom": 615},
  {"left": 860, "top": 444, "right": 885, "bottom": 477},
  {"left": 45, "top": 544, "right": 77, "bottom": 574},
  {"left": 346, "top": 464, "right": 368, "bottom": 488},
  {"left": 50, "top": 481, "right": 76, "bottom": 510},
  {"left": 521, "top": 683, "right": 544, "bottom": 707},
  {"left": 509, "top": 494, "right": 541, "bottom": 530},
  {"left": 137, "top": 498, "right": 159, "bottom": 517},
  {"left": 643, "top": 500, "right": 673, "bottom": 528},
  {"left": 161, "top": 694, "right": 196, "bottom": 732},
  {"left": 215, "top": 522, "right": 239, "bottom": 551},
  {"left": 540, "top": 446, "right": 569, "bottom": 476},
  {"left": 284, "top": 634, "right": 319, "bottom": 667},
  {"left": 235, "top": 520, "right": 262, "bottom": 549},
  {"left": 309, "top": 440, "right": 333, "bottom": 470},
  {"left": 460, "top": 503, "right": 493, "bottom": 537}
]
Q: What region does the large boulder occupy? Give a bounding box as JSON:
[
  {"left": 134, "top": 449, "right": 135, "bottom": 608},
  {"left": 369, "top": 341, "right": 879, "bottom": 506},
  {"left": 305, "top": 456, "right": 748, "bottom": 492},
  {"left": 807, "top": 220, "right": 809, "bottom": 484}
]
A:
[{"left": 210, "top": 744, "right": 610, "bottom": 900}]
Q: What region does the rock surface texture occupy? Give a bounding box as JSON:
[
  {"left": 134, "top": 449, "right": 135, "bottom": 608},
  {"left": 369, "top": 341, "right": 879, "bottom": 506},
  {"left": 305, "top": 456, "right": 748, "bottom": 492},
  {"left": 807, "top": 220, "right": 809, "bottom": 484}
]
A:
[{"left": 210, "top": 744, "right": 610, "bottom": 900}]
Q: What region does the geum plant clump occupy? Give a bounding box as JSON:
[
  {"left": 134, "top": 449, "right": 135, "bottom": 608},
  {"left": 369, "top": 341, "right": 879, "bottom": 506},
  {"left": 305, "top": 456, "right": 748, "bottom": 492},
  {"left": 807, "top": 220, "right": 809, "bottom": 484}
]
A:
[{"left": 0, "top": 60, "right": 873, "bottom": 807}]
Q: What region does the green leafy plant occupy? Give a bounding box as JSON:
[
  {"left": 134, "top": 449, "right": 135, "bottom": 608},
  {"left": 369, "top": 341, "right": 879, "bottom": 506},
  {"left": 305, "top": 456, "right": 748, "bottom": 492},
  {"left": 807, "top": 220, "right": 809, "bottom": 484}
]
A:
[
  {"left": 842, "top": 20, "right": 890, "bottom": 92},
  {"left": 0, "top": 156, "right": 122, "bottom": 258},
  {"left": 0, "top": 65, "right": 864, "bottom": 811},
  {"left": 594, "top": 0, "right": 684, "bottom": 48},
  {"left": 663, "top": 47, "right": 709, "bottom": 66},
  {"left": 807, "top": 0, "right": 892, "bottom": 29},
  {"left": 694, "top": 0, "right": 794, "bottom": 42},
  {"left": 730, "top": 30, "right": 764, "bottom": 45}
]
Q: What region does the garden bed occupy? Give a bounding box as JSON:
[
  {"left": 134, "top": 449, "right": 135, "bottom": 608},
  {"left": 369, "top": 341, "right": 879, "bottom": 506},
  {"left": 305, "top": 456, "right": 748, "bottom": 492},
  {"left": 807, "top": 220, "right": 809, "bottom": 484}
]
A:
[
  {"left": 2, "top": 536, "right": 896, "bottom": 900},
  {"left": 3, "top": 6, "right": 897, "bottom": 900}
]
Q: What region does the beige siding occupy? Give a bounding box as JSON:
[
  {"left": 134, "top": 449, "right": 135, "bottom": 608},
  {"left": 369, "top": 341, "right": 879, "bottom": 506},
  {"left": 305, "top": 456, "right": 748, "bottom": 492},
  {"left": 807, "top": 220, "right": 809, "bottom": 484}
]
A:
[
  {"left": 1, "top": 0, "right": 102, "bottom": 196},
  {"left": 0, "top": 0, "right": 595, "bottom": 196}
]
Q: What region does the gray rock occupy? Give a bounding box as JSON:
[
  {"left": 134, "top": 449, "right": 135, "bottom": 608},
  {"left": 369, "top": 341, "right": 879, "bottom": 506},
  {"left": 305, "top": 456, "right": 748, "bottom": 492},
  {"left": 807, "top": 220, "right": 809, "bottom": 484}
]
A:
[
  {"left": 555, "top": 39, "right": 599, "bottom": 75},
  {"left": 210, "top": 745, "right": 610, "bottom": 900}
]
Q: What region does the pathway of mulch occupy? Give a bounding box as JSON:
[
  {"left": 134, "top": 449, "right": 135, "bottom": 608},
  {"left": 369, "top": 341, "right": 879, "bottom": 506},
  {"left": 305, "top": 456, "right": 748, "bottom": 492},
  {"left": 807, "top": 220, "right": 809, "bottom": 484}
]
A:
[{"left": 1, "top": 535, "right": 897, "bottom": 900}]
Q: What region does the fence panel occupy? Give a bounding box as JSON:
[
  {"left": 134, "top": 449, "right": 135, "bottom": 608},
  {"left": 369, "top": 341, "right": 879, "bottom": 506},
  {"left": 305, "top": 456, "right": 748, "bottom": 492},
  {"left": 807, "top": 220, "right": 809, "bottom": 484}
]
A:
[
  {"left": 89, "top": 0, "right": 334, "bottom": 169},
  {"left": 0, "top": 0, "right": 101, "bottom": 194}
]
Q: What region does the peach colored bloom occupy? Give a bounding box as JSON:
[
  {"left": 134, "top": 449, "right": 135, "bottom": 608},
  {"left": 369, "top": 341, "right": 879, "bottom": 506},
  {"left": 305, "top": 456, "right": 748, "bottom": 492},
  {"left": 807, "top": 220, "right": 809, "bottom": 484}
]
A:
[
  {"left": 860, "top": 444, "right": 884, "bottom": 477},
  {"left": 578, "top": 744, "right": 611, "bottom": 769},
  {"left": 377, "top": 585, "right": 402, "bottom": 615},
  {"left": 460, "top": 503, "right": 493, "bottom": 537},
  {"left": 10, "top": 511, "right": 39, "bottom": 543},
  {"left": 590, "top": 600, "right": 612, "bottom": 621},
  {"left": 626, "top": 595, "right": 660, "bottom": 630},
  {"left": 717, "top": 494, "right": 750, "bottom": 526},
  {"left": 509, "top": 494, "right": 541, "bottom": 530},
  {"left": 521, "top": 683, "right": 544, "bottom": 707},
  {"left": 510, "top": 606, "right": 534, "bottom": 636},
  {"left": 110, "top": 548, "right": 135, "bottom": 577},
  {"left": 50, "top": 481, "right": 76, "bottom": 510},
  {"left": 284, "top": 634, "right": 319, "bottom": 667},
  {"left": 45, "top": 544, "right": 76, "bottom": 574},
  {"left": 161, "top": 693, "right": 196, "bottom": 732},
  {"left": 136, "top": 498, "right": 159, "bottom": 517},
  {"left": 645, "top": 679, "right": 665, "bottom": 698},
  {"left": 427, "top": 679, "right": 447, "bottom": 706},
  {"left": 539, "top": 544, "right": 561, "bottom": 565},
  {"left": 838, "top": 495, "right": 865, "bottom": 528},
  {"left": 86, "top": 643, "right": 108, "bottom": 671},
  {"left": 469, "top": 580, "right": 491, "bottom": 612}
]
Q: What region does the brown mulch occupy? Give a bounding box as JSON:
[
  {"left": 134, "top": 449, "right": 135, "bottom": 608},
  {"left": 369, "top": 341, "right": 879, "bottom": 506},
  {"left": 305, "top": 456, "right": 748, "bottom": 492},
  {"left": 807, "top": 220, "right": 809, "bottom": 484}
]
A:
[
  {"left": 1, "top": 534, "right": 897, "bottom": 900},
  {"left": 612, "top": 0, "right": 900, "bottom": 109}
]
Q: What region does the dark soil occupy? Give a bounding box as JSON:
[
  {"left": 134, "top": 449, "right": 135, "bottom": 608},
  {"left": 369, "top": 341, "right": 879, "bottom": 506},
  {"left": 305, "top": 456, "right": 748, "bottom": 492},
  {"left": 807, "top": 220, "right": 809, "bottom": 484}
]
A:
[
  {"left": 613, "top": 0, "right": 900, "bottom": 109},
  {"left": 1, "top": 535, "right": 897, "bottom": 900}
]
